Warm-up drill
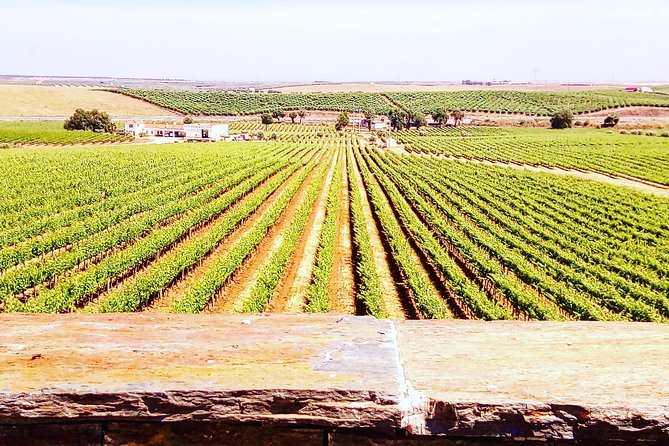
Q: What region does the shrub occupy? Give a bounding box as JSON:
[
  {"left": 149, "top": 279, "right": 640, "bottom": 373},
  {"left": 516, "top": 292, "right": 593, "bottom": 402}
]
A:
[
  {"left": 583, "top": 120, "right": 590, "bottom": 127},
  {"left": 619, "top": 129, "right": 628, "bottom": 134},
  {"left": 335, "top": 112, "right": 349, "bottom": 131},
  {"left": 269, "top": 132, "right": 278, "bottom": 140},
  {"left": 646, "top": 130, "right": 656, "bottom": 136},
  {"left": 602, "top": 114, "right": 619, "bottom": 128},
  {"left": 260, "top": 113, "right": 273, "bottom": 128},
  {"left": 550, "top": 109, "right": 573, "bottom": 129},
  {"left": 574, "top": 120, "right": 582, "bottom": 126},
  {"left": 631, "top": 129, "right": 643, "bottom": 135},
  {"left": 316, "top": 131, "right": 324, "bottom": 138},
  {"left": 660, "top": 131, "right": 669, "bottom": 137},
  {"left": 418, "top": 129, "right": 428, "bottom": 136},
  {"left": 255, "top": 131, "right": 265, "bottom": 140},
  {"left": 183, "top": 116, "right": 194, "bottom": 124}
]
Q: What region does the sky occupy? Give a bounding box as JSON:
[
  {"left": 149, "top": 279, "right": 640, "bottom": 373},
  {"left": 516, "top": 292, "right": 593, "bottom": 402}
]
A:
[{"left": 1, "top": 0, "right": 668, "bottom": 83}]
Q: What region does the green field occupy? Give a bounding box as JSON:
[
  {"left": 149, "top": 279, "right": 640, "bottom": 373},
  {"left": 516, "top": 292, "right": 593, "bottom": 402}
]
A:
[
  {"left": 0, "top": 121, "right": 131, "bottom": 145},
  {"left": 393, "top": 127, "right": 669, "bottom": 185},
  {"left": 112, "top": 88, "right": 669, "bottom": 117},
  {"left": 116, "top": 89, "right": 394, "bottom": 115},
  {"left": 0, "top": 127, "right": 667, "bottom": 321},
  {"left": 385, "top": 90, "right": 669, "bottom": 115}
]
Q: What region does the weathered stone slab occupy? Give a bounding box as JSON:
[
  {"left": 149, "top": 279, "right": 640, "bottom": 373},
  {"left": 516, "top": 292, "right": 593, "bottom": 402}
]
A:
[
  {"left": 0, "top": 314, "right": 400, "bottom": 430},
  {"left": 1, "top": 315, "right": 668, "bottom": 443},
  {"left": 0, "top": 423, "right": 101, "bottom": 446},
  {"left": 104, "top": 422, "right": 323, "bottom": 446},
  {"left": 396, "top": 320, "right": 669, "bottom": 440}
]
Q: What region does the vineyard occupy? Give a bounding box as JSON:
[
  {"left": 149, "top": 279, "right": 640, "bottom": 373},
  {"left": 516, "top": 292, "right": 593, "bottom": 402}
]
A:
[
  {"left": 0, "top": 121, "right": 131, "bottom": 145},
  {"left": 111, "top": 88, "right": 669, "bottom": 117},
  {"left": 0, "top": 129, "right": 667, "bottom": 321},
  {"left": 385, "top": 90, "right": 669, "bottom": 115},
  {"left": 393, "top": 127, "right": 669, "bottom": 185},
  {"left": 115, "top": 89, "right": 394, "bottom": 115}
]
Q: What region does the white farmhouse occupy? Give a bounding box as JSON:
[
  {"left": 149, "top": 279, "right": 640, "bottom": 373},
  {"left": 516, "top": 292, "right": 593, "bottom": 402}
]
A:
[
  {"left": 124, "top": 121, "right": 229, "bottom": 141},
  {"left": 184, "top": 124, "right": 229, "bottom": 141}
]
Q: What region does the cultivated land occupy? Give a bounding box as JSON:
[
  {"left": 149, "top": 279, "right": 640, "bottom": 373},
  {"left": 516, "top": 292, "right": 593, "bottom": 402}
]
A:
[
  {"left": 0, "top": 85, "right": 176, "bottom": 117},
  {"left": 272, "top": 82, "right": 629, "bottom": 93},
  {"left": 114, "top": 88, "right": 669, "bottom": 116},
  {"left": 1, "top": 126, "right": 668, "bottom": 322},
  {"left": 0, "top": 121, "right": 132, "bottom": 145}
]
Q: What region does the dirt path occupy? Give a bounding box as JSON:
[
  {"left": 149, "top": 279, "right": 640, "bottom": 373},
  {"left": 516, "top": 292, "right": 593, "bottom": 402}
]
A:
[
  {"left": 208, "top": 153, "right": 328, "bottom": 314},
  {"left": 388, "top": 148, "right": 669, "bottom": 198},
  {"left": 83, "top": 167, "right": 284, "bottom": 311},
  {"left": 328, "top": 148, "right": 356, "bottom": 314},
  {"left": 140, "top": 165, "right": 310, "bottom": 313},
  {"left": 348, "top": 147, "right": 408, "bottom": 320},
  {"left": 268, "top": 150, "right": 339, "bottom": 313}
]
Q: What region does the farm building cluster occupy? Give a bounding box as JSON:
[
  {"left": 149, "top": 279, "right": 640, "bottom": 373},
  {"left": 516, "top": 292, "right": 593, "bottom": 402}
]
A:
[{"left": 123, "top": 121, "right": 252, "bottom": 142}]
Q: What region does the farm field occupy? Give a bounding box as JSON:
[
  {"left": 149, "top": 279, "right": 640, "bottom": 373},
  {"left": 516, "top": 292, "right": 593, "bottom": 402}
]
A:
[
  {"left": 0, "top": 85, "right": 176, "bottom": 117},
  {"left": 113, "top": 88, "right": 669, "bottom": 117},
  {"left": 0, "top": 128, "right": 667, "bottom": 322},
  {"left": 0, "top": 121, "right": 132, "bottom": 145},
  {"left": 116, "top": 89, "right": 394, "bottom": 115},
  {"left": 394, "top": 127, "right": 669, "bottom": 185},
  {"left": 385, "top": 90, "right": 669, "bottom": 116}
]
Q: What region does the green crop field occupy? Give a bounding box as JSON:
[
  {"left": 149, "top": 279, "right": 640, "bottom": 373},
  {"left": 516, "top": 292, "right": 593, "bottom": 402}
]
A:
[
  {"left": 0, "top": 121, "right": 132, "bottom": 145},
  {"left": 115, "top": 89, "right": 394, "bottom": 115},
  {"left": 385, "top": 90, "right": 669, "bottom": 115},
  {"left": 393, "top": 127, "right": 669, "bottom": 185},
  {"left": 111, "top": 88, "right": 669, "bottom": 117},
  {"left": 0, "top": 125, "right": 667, "bottom": 321}
]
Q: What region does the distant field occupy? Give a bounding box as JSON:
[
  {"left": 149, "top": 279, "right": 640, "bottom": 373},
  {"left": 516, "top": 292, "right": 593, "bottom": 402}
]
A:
[
  {"left": 116, "top": 89, "right": 394, "bottom": 115},
  {"left": 272, "top": 82, "right": 625, "bottom": 93},
  {"left": 0, "top": 121, "right": 132, "bottom": 145},
  {"left": 386, "top": 90, "right": 669, "bottom": 116},
  {"left": 0, "top": 85, "right": 176, "bottom": 117},
  {"left": 0, "top": 132, "right": 668, "bottom": 322},
  {"left": 112, "top": 88, "right": 669, "bottom": 117},
  {"left": 393, "top": 127, "right": 669, "bottom": 185}
]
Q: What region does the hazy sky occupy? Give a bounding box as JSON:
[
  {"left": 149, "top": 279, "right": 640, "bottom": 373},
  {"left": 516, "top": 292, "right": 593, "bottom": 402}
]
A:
[{"left": 1, "top": 0, "right": 667, "bottom": 82}]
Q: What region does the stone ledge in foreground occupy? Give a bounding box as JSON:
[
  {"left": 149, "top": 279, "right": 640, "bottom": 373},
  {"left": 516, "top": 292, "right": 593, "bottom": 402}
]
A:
[{"left": 0, "top": 313, "right": 668, "bottom": 443}]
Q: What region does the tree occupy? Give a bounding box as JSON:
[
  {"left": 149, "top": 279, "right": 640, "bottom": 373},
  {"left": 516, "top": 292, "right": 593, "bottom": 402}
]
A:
[
  {"left": 413, "top": 113, "right": 427, "bottom": 129},
  {"left": 364, "top": 110, "right": 375, "bottom": 131},
  {"left": 272, "top": 110, "right": 285, "bottom": 122},
  {"left": 335, "top": 112, "right": 349, "bottom": 131},
  {"left": 298, "top": 110, "right": 306, "bottom": 124},
  {"left": 289, "top": 111, "right": 298, "bottom": 124},
  {"left": 64, "top": 109, "right": 115, "bottom": 133},
  {"left": 261, "top": 113, "right": 274, "bottom": 130},
  {"left": 550, "top": 109, "right": 574, "bottom": 129},
  {"left": 405, "top": 109, "right": 420, "bottom": 129},
  {"left": 450, "top": 110, "right": 465, "bottom": 127},
  {"left": 183, "top": 116, "right": 194, "bottom": 124},
  {"left": 603, "top": 113, "right": 620, "bottom": 128},
  {"left": 388, "top": 109, "right": 407, "bottom": 131},
  {"left": 431, "top": 108, "right": 448, "bottom": 127}
]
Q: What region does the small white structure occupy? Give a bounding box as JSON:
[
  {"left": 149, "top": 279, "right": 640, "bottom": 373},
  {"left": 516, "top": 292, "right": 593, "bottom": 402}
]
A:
[
  {"left": 124, "top": 121, "right": 229, "bottom": 141},
  {"left": 184, "top": 124, "right": 229, "bottom": 141},
  {"left": 385, "top": 137, "right": 397, "bottom": 148},
  {"left": 359, "top": 118, "right": 390, "bottom": 131}
]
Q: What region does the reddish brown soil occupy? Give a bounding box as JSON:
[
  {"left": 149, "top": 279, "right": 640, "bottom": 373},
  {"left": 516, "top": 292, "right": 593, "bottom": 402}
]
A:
[
  {"left": 142, "top": 167, "right": 306, "bottom": 313},
  {"left": 208, "top": 154, "right": 328, "bottom": 313},
  {"left": 584, "top": 106, "right": 669, "bottom": 118},
  {"left": 268, "top": 151, "right": 339, "bottom": 313},
  {"left": 348, "top": 146, "right": 408, "bottom": 320},
  {"left": 328, "top": 148, "right": 356, "bottom": 314}
]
